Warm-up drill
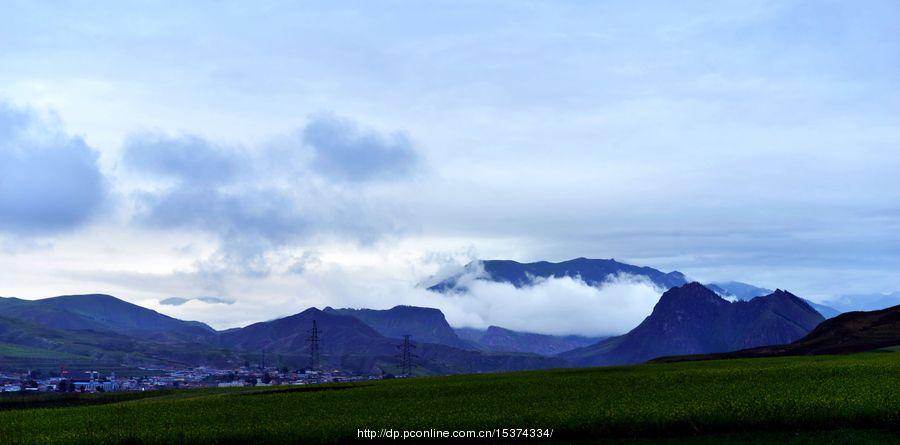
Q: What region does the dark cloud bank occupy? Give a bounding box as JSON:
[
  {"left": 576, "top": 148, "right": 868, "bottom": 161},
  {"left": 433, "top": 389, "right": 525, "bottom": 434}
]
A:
[
  {"left": 0, "top": 103, "right": 107, "bottom": 235},
  {"left": 121, "top": 113, "right": 420, "bottom": 274}
]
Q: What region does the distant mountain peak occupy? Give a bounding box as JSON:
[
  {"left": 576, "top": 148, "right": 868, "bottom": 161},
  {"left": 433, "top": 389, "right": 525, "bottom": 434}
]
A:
[
  {"left": 50, "top": 293, "right": 119, "bottom": 302},
  {"left": 657, "top": 282, "right": 727, "bottom": 307},
  {"left": 0, "top": 293, "right": 215, "bottom": 340},
  {"left": 660, "top": 303, "right": 900, "bottom": 361},
  {"left": 561, "top": 283, "right": 825, "bottom": 366},
  {"left": 427, "top": 257, "right": 688, "bottom": 293},
  {"left": 388, "top": 305, "right": 444, "bottom": 314},
  {"left": 769, "top": 289, "right": 794, "bottom": 298},
  {"left": 322, "top": 305, "right": 470, "bottom": 349},
  {"left": 298, "top": 307, "right": 325, "bottom": 316},
  {"left": 707, "top": 282, "right": 840, "bottom": 319}
]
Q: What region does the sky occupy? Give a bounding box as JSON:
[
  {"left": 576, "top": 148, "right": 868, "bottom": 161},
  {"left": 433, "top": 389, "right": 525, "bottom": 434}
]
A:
[{"left": 1, "top": 1, "right": 899, "bottom": 334}]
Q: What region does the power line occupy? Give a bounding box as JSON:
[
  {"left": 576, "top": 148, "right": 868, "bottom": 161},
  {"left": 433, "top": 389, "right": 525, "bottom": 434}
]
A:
[
  {"left": 307, "top": 319, "right": 320, "bottom": 371},
  {"left": 397, "top": 334, "right": 417, "bottom": 376}
]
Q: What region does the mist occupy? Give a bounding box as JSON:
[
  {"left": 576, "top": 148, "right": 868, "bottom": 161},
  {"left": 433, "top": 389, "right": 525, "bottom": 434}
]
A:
[{"left": 145, "top": 258, "right": 664, "bottom": 337}]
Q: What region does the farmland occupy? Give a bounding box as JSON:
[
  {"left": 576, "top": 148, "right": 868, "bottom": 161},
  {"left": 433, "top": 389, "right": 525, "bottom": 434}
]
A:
[{"left": 1, "top": 352, "right": 899, "bottom": 444}]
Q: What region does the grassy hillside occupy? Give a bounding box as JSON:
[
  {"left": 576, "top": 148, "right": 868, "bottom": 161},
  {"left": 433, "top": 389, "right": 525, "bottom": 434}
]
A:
[{"left": 1, "top": 353, "right": 899, "bottom": 444}]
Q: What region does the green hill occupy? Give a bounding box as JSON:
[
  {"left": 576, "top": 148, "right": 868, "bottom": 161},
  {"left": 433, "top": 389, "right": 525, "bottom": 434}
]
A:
[
  {"left": 0, "top": 294, "right": 214, "bottom": 341},
  {"left": 0, "top": 315, "right": 240, "bottom": 372},
  {"left": 1, "top": 352, "right": 898, "bottom": 444}
]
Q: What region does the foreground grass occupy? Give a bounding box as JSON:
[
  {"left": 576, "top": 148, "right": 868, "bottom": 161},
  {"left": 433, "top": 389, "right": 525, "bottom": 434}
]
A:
[{"left": 1, "top": 353, "right": 899, "bottom": 444}]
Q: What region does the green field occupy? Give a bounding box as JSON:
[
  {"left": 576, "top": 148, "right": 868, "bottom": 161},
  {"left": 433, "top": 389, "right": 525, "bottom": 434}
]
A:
[
  {"left": 1, "top": 352, "right": 899, "bottom": 444},
  {"left": 0, "top": 344, "right": 85, "bottom": 360}
]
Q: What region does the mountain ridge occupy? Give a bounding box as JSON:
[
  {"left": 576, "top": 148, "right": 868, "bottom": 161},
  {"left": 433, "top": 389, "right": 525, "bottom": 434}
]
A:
[
  {"left": 0, "top": 294, "right": 215, "bottom": 341},
  {"left": 653, "top": 303, "right": 900, "bottom": 362},
  {"left": 323, "top": 305, "right": 471, "bottom": 349},
  {"left": 457, "top": 325, "right": 605, "bottom": 355},
  {"left": 428, "top": 258, "right": 687, "bottom": 292},
  {"left": 559, "top": 283, "right": 824, "bottom": 366}
]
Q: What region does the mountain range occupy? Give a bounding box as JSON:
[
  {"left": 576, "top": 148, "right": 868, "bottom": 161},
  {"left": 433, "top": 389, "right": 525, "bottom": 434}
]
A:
[
  {"left": 560, "top": 283, "right": 824, "bottom": 366},
  {"left": 323, "top": 306, "right": 471, "bottom": 349},
  {"left": 0, "top": 257, "right": 895, "bottom": 374},
  {"left": 0, "top": 296, "right": 562, "bottom": 374},
  {"left": 428, "top": 258, "right": 841, "bottom": 319},
  {"left": 321, "top": 306, "right": 600, "bottom": 355},
  {"left": 0, "top": 310, "right": 236, "bottom": 370},
  {"left": 216, "top": 307, "right": 563, "bottom": 375},
  {"left": 455, "top": 326, "right": 605, "bottom": 356},
  {"left": 0, "top": 294, "right": 214, "bottom": 341},
  {"left": 653, "top": 302, "right": 900, "bottom": 362},
  {"left": 428, "top": 258, "right": 688, "bottom": 292},
  {"left": 706, "top": 281, "right": 841, "bottom": 319}
]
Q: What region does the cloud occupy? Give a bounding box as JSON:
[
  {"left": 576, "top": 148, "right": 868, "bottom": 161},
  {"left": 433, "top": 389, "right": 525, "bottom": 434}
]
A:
[
  {"left": 0, "top": 102, "right": 107, "bottom": 235},
  {"left": 121, "top": 114, "right": 418, "bottom": 276},
  {"left": 145, "top": 296, "right": 284, "bottom": 329},
  {"left": 122, "top": 133, "right": 245, "bottom": 185},
  {"left": 287, "top": 250, "right": 322, "bottom": 275},
  {"left": 160, "top": 296, "right": 235, "bottom": 306},
  {"left": 224, "top": 258, "right": 664, "bottom": 337},
  {"left": 93, "top": 251, "right": 661, "bottom": 336},
  {"left": 409, "top": 270, "right": 664, "bottom": 337},
  {"left": 345, "top": 272, "right": 663, "bottom": 337},
  {"left": 303, "top": 113, "right": 419, "bottom": 182}
]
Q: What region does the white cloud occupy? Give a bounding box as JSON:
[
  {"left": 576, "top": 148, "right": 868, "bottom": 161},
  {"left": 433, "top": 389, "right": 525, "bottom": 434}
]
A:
[
  {"left": 404, "top": 271, "right": 664, "bottom": 337},
  {"left": 118, "top": 115, "right": 419, "bottom": 277},
  {"left": 141, "top": 254, "right": 663, "bottom": 337}
]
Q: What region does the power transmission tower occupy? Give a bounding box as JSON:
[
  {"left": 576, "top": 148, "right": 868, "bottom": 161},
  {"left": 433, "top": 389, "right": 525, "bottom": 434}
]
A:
[
  {"left": 307, "top": 320, "right": 320, "bottom": 371},
  {"left": 397, "top": 335, "right": 416, "bottom": 376}
]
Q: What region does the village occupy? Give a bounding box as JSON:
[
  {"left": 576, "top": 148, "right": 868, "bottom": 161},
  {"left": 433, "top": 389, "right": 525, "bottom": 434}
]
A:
[{"left": 0, "top": 366, "right": 384, "bottom": 394}]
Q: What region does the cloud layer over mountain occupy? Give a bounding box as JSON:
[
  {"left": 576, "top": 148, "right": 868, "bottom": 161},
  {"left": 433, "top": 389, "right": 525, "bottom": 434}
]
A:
[
  {"left": 416, "top": 272, "right": 664, "bottom": 337},
  {"left": 145, "top": 258, "right": 663, "bottom": 337}
]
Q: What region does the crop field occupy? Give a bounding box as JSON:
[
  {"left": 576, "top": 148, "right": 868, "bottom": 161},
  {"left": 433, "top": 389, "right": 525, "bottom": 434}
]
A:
[{"left": 0, "top": 352, "right": 898, "bottom": 444}]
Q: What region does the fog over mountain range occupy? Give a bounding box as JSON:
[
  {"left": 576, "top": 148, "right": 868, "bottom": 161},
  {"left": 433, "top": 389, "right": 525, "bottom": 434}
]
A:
[
  {"left": 2, "top": 257, "right": 897, "bottom": 375},
  {"left": 2, "top": 280, "right": 895, "bottom": 376},
  {"left": 425, "top": 258, "right": 845, "bottom": 327}
]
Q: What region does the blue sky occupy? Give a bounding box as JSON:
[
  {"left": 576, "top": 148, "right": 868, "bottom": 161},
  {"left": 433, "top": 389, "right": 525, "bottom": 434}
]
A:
[{"left": 1, "top": 1, "right": 899, "bottom": 331}]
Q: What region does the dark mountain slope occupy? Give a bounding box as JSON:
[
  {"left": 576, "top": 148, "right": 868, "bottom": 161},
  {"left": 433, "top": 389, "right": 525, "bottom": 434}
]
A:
[
  {"left": 219, "top": 308, "right": 564, "bottom": 374},
  {"left": 323, "top": 304, "right": 601, "bottom": 355},
  {"left": 0, "top": 294, "right": 214, "bottom": 341},
  {"left": 655, "top": 304, "right": 900, "bottom": 362},
  {"left": 456, "top": 326, "right": 604, "bottom": 355},
  {"left": 323, "top": 306, "right": 471, "bottom": 349},
  {"left": 0, "top": 315, "right": 238, "bottom": 371},
  {"left": 429, "top": 258, "right": 687, "bottom": 292},
  {"left": 790, "top": 305, "right": 900, "bottom": 354},
  {"left": 560, "top": 283, "right": 824, "bottom": 366},
  {"left": 219, "top": 308, "right": 389, "bottom": 357}
]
